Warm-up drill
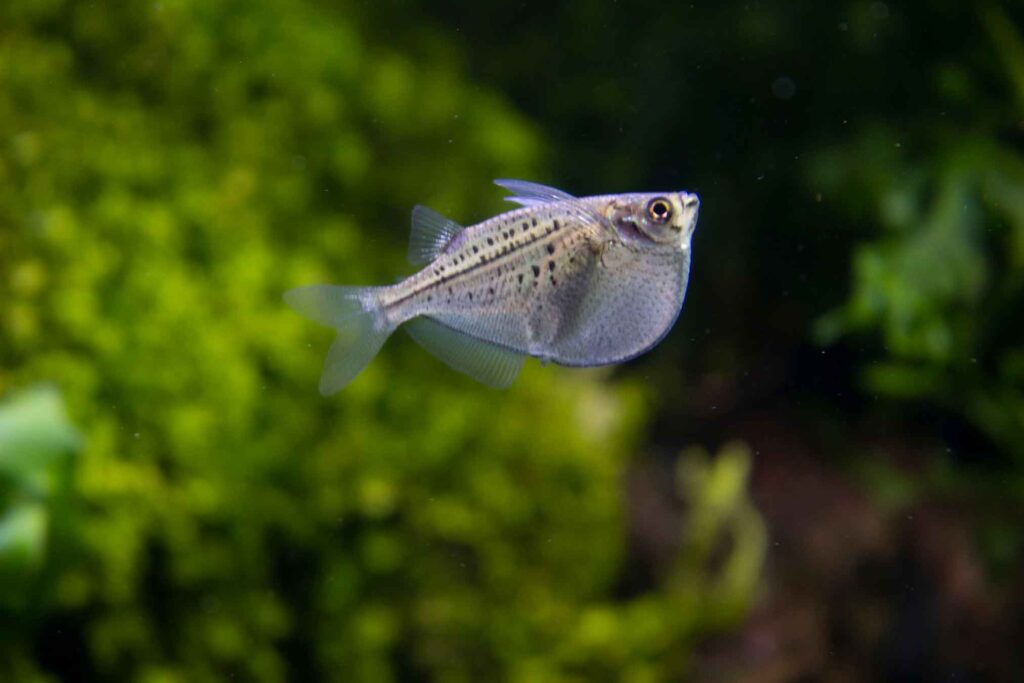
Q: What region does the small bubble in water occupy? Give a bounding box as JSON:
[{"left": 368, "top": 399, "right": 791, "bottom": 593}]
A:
[{"left": 771, "top": 76, "right": 796, "bottom": 100}]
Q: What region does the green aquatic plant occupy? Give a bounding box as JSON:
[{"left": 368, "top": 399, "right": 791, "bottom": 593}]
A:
[
  {"left": 814, "top": 6, "right": 1024, "bottom": 462},
  {"left": 812, "top": 6, "right": 1024, "bottom": 576},
  {"left": 0, "top": 385, "right": 81, "bottom": 680},
  {"left": 0, "top": 385, "right": 80, "bottom": 601}
]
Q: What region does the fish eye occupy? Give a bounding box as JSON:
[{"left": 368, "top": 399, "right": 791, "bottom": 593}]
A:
[{"left": 647, "top": 198, "right": 672, "bottom": 223}]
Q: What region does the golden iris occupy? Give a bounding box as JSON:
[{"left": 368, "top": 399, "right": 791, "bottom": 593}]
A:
[{"left": 647, "top": 198, "right": 672, "bottom": 223}]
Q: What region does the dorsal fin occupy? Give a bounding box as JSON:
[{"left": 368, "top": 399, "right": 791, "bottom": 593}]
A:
[
  {"left": 494, "top": 178, "right": 576, "bottom": 207},
  {"left": 408, "top": 205, "right": 463, "bottom": 266}
]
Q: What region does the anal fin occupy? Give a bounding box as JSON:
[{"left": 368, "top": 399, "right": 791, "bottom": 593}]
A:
[{"left": 404, "top": 316, "right": 525, "bottom": 388}]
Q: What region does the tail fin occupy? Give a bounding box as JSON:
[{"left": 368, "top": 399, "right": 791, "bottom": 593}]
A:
[{"left": 284, "top": 285, "right": 393, "bottom": 395}]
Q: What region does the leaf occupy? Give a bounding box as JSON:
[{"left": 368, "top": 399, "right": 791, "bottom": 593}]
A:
[
  {"left": 0, "top": 385, "right": 82, "bottom": 483},
  {"left": 0, "top": 502, "right": 47, "bottom": 568}
]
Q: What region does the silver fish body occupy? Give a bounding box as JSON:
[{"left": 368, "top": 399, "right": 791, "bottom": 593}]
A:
[{"left": 286, "top": 179, "right": 700, "bottom": 394}]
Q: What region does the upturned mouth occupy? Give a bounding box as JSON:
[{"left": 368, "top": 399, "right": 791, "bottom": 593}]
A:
[
  {"left": 679, "top": 193, "right": 700, "bottom": 242},
  {"left": 681, "top": 193, "right": 700, "bottom": 217}
]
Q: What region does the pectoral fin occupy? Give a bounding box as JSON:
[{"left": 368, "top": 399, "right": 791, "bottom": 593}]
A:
[
  {"left": 495, "top": 179, "right": 609, "bottom": 233},
  {"left": 404, "top": 316, "right": 525, "bottom": 388},
  {"left": 494, "top": 179, "right": 576, "bottom": 207}
]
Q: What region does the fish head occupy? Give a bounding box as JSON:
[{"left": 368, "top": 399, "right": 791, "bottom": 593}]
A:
[{"left": 604, "top": 191, "right": 700, "bottom": 250}]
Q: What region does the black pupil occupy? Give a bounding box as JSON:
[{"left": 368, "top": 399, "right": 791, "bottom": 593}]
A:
[{"left": 652, "top": 201, "right": 669, "bottom": 218}]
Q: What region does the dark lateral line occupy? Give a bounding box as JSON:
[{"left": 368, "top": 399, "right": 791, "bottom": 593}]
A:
[{"left": 388, "top": 225, "right": 559, "bottom": 307}]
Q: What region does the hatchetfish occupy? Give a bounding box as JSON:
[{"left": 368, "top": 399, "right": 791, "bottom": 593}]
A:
[{"left": 285, "top": 179, "right": 700, "bottom": 395}]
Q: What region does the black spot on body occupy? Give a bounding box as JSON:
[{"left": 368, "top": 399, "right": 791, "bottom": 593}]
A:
[
  {"left": 553, "top": 220, "right": 560, "bottom": 231},
  {"left": 487, "top": 237, "right": 494, "bottom": 246},
  {"left": 472, "top": 245, "right": 479, "bottom": 254},
  {"left": 518, "top": 273, "right": 524, "bottom": 284},
  {"left": 532, "top": 265, "right": 540, "bottom": 277},
  {"left": 531, "top": 218, "right": 537, "bottom": 227},
  {"left": 548, "top": 260, "right": 555, "bottom": 271},
  {"left": 546, "top": 244, "right": 555, "bottom": 255},
  {"left": 488, "top": 287, "right": 494, "bottom": 296}
]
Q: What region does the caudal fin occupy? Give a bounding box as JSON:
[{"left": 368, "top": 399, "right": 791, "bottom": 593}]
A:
[{"left": 284, "top": 285, "right": 393, "bottom": 395}]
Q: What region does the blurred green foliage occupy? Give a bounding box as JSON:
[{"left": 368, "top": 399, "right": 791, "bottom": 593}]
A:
[
  {"left": 672, "top": 443, "right": 765, "bottom": 629},
  {"left": 0, "top": 385, "right": 81, "bottom": 681},
  {"left": 0, "top": 385, "right": 80, "bottom": 605},
  {"left": 816, "top": 7, "right": 1024, "bottom": 459},
  {"left": 0, "top": 1, "right": 763, "bottom": 680},
  {"left": 812, "top": 6, "right": 1024, "bottom": 572}
]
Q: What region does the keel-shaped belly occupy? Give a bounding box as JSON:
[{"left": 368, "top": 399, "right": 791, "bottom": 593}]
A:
[
  {"left": 392, "top": 233, "right": 690, "bottom": 367},
  {"left": 547, "top": 248, "right": 691, "bottom": 366}
]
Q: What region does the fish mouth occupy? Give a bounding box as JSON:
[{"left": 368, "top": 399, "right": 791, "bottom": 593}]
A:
[{"left": 677, "top": 192, "right": 700, "bottom": 246}]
